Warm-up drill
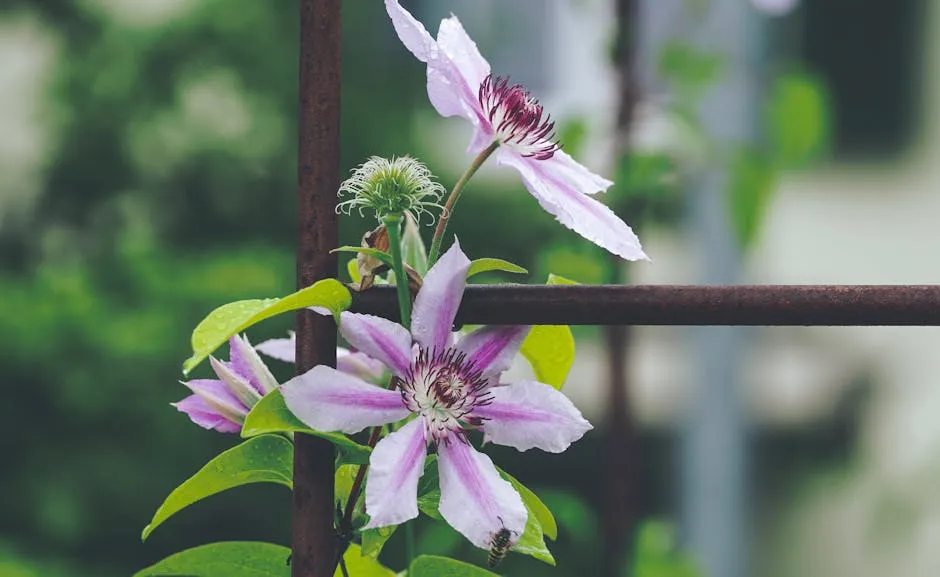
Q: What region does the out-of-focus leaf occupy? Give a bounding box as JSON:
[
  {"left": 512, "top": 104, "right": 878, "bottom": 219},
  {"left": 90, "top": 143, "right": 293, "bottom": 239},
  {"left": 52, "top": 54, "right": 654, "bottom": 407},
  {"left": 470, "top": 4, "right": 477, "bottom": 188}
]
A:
[
  {"left": 633, "top": 520, "right": 701, "bottom": 577},
  {"left": 409, "top": 556, "right": 498, "bottom": 577},
  {"left": 183, "top": 279, "right": 350, "bottom": 374},
  {"left": 727, "top": 147, "right": 778, "bottom": 249},
  {"left": 613, "top": 153, "right": 678, "bottom": 199},
  {"left": 241, "top": 391, "right": 371, "bottom": 465},
  {"left": 767, "top": 71, "right": 830, "bottom": 168},
  {"left": 466, "top": 258, "right": 527, "bottom": 279},
  {"left": 658, "top": 42, "right": 724, "bottom": 99},
  {"left": 558, "top": 118, "right": 588, "bottom": 158},
  {"left": 133, "top": 541, "right": 290, "bottom": 577},
  {"left": 141, "top": 435, "right": 292, "bottom": 541}
]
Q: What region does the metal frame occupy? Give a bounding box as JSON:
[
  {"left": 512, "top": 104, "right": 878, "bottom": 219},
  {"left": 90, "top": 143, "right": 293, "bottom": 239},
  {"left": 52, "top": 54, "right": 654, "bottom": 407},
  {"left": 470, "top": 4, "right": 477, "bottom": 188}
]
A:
[{"left": 294, "top": 2, "right": 940, "bottom": 575}]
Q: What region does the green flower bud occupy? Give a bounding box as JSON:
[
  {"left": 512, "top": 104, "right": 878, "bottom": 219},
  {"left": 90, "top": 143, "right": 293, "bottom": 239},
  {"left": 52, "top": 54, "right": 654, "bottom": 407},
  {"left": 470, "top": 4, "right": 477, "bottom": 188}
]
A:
[{"left": 336, "top": 156, "right": 445, "bottom": 223}]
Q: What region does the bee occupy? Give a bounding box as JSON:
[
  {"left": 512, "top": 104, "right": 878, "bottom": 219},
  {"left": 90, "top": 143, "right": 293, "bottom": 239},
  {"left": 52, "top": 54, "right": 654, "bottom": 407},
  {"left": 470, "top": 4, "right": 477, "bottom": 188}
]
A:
[{"left": 487, "top": 520, "right": 516, "bottom": 569}]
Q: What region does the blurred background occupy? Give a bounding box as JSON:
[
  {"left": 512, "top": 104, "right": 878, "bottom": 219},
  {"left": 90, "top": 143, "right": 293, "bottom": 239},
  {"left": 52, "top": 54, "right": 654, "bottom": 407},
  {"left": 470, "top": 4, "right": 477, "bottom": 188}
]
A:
[{"left": 1, "top": 0, "right": 938, "bottom": 575}]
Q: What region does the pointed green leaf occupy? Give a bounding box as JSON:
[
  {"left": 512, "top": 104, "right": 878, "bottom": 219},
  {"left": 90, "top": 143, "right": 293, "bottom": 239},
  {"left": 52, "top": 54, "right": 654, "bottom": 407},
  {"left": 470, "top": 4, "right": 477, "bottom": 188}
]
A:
[
  {"left": 511, "top": 501, "right": 556, "bottom": 566},
  {"left": 134, "top": 541, "right": 290, "bottom": 577},
  {"left": 348, "top": 258, "right": 362, "bottom": 283},
  {"left": 339, "top": 544, "right": 397, "bottom": 577},
  {"left": 520, "top": 326, "right": 574, "bottom": 390},
  {"left": 183, "top": 278, "right": 351, "bottom": 374},
  {"left": 499, "top": 470, "right": 557, "bottom": 541},
  {"left": 142, "top": 435, "right": 292, "bottom": 541},
  {"left": 331, "top": 246, "right": 394, "bottom": 267},
  {"left": 520, "top": 275, "right": 576, "bottom": 389},
  {"left": 467, "top": 258, "right": 528, "bottom": 279},
  {"left": 361, "top": 525, "right": 398, "bottom": 559},
  {"left": 241, "top": 390, "right": 371, "bottom": 465},
  {"left": 728, "top": 147, "right": 777, "bottom": 249},
  {"left": 409, "top": 556, "right": 498, "bottom": 577}
]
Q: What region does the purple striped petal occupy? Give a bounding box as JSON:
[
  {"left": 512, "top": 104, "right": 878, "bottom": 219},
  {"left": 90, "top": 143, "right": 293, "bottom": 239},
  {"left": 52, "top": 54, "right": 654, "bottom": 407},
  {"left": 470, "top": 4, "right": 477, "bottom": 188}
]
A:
[
  {"left": 337, "top": 348, "right": 388, "bottom": 384},
  {"left": 456, "top": 325, "right": 531, "bottom": 377},
  {"left": 411, "top": 240, "right": 471, "bottom": 351},
  {"left": 338, "top": 312, "right": 413, "bottom": 378},
  {"left": 437, "top": 439, "right": 527, "bottom": 549},
  {"left": 209, "top": 356, "right": 262, "bottom": 409},
  {"left": 178, "top": 379, "right": 249, "bottom": 428},
  {"left": 227, "top": 335, "right": 279, "bottom": 395},
  {"left": 475, "top": 380, "right": 593, "bottom": 453},
  {"left": 363, "top": 418, "right": 428, "bottom": 529},
  {"left": 280, "top": 366, "right": 409, "bottom": 434},
  {"left": 498, "top": 150, "right": 648, "bottom": 262},
  {"left": 172, "top": 395, "right": 241, "bottom": 433},
  {"left": 255, "top": 332, "right": 296, "bottom": 363}
]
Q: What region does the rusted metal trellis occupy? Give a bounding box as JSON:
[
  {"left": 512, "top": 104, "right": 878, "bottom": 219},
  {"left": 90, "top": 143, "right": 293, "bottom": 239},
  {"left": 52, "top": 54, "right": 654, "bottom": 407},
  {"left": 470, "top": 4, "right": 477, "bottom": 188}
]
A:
[{"left": 294, "top": 2, "right": 940, "bottom": 576}]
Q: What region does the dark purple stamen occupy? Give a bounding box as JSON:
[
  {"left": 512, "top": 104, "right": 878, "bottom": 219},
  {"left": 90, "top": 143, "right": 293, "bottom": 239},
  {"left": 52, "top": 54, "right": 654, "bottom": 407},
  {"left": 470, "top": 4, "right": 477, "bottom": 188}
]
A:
[{"left": 478, "top": 74, "right": 560, "bottom": 160}]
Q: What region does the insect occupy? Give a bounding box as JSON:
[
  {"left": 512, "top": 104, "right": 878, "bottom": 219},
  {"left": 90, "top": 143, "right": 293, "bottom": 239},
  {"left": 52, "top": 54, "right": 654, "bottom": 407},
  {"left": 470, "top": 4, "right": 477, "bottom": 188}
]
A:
[{"left": 487, "top": 520, "right": 516, "bottom": 569}]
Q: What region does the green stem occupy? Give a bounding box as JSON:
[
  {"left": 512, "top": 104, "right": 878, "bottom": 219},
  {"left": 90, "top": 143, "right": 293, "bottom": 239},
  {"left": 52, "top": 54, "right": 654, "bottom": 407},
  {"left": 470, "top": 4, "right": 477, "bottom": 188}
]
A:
[
  {"left": 382, "top": 213, "right": 412, "bottom": 329},
  {"left": 427, "top": 140, "right": 500, "bottom": 266}
]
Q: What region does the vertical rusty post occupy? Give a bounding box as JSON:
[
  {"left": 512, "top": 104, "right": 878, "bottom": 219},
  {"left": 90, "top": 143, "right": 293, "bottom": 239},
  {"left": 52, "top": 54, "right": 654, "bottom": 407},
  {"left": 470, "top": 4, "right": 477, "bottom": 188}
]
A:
[
  {"left": 603, "top": 0, "right": 641, "bottom": 573},
  {"left": 294, "top": 1, "right": 341, "bottom": 576}
]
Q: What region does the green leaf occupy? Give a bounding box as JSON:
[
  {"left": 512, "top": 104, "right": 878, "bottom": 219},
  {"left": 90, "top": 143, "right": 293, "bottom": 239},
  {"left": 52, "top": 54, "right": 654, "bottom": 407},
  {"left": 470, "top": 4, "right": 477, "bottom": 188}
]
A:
[
  {"left": 727, "top": 147, "right": 778, "bottom": 249},
  {"left": 335, "top": 464, "right": 358, "bottom": 511},
  {"left": 499, "top": 470, "right": 557, "bottom": 541},
  {"left": 133, "top": 541, "right": 290, "bottom": 577},
  {"left": 416, "top": 456, "right": 442, "bottom": 520},
  {"left": 546, "top": 273, "right": 579, "bottom": 287},
  {"left": 634, "top": 521, "right": 702, "bottom": 577},
  {"left": 409, "top": 556, "right": 499, "bottom": 577},
  {"left": 511, "top": 500, "right": 556, "bottom": 566},
  {"left": 767, "top": 71, "right": 830, "bottom": 168},
  {"left": 467, "top": 258, "right": 528, "bottom": 279},
  {"left": 330, "top": 246, "right": 394, "bottom": 267},
  {"left": 241, "top": 390, "right": 371, "bottom": 465},
  {"left": 347, "top": 258, "right": 362, "bottom": 283},
  {"left": 519, "top": 274, "right": 576, "bottom": 389},
  {"left": 360, "top": 525, "right": 397, "bottom": 559},
  {"left": 339, "top": 544, "right": 397, "bottom": 577},
  {"left": 142, "top": 435, "right": 292, "bottom": 541},
  {"left": 183, "top": 278, "right": 351, "bottom": 374},
  {"left": 401, "top": 212, "right": 429, "bottom": 276}
]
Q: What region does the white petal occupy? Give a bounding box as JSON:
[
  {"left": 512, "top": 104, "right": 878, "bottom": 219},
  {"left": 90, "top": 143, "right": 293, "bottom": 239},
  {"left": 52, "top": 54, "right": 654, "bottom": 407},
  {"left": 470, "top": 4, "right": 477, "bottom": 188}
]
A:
[
  {"left": 411, "top": 240, "right": 471, "bottom": 351},
  {"left": 255, "top": 332, "right": 296, "bottom": 363},
  {"left": 338, "top": 312, "right": 413, "bottom": 378},
  {"left": 499, "top": 151, "right": 649, "bottom": 262},
  {"left": 384, "top": 0, "right": 436, "bottom": 62},
  {"left": 456, "top": 325, "right": 531, "bottom": 377},
  {"left": 281, "top": 366, "right": 409, "bottom": 434},
  {"left": 363, "top": 418, "right": 428, "bottom": 528},
  {"left": 437, "top": 439, "right": 527, "bottom": 549},
  {"left": 436, "top": 15, "right": 490, "bottom": 95},
  {"left": 475, "top": 380, "right": 593, "bottom": 453}
]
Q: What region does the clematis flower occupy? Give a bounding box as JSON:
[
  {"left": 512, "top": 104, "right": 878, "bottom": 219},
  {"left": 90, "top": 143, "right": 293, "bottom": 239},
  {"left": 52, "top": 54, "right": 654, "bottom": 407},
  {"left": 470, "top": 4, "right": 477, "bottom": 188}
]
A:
[
  {"left": 280, "top": 242, "right": 592, "bottom": 549},
  {"left": 173, "top": 335, "right": 278, "bottom": 433},
  {"left": 256, "top": 331, "right": 388, "bottom": 385},
  {"left": 385, "top": 0, "right": 648, "bottom": 262}
]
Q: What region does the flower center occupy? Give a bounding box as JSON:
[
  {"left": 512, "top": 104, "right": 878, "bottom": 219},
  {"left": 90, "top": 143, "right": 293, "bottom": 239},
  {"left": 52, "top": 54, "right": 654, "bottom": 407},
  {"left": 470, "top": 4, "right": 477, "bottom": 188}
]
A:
[
  {"left": 478, "top": 74, "right": 560, "bottom": 160},
  {"left": 399, "top": 348, "right": 491, "bottom": 443}
]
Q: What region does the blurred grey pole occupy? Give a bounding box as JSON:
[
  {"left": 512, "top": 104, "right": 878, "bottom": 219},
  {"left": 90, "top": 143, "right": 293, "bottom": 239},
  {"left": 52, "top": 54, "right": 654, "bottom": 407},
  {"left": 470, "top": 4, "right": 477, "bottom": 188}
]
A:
[{"left": 638, "top": 2, "right": 763, "bottom": 577}]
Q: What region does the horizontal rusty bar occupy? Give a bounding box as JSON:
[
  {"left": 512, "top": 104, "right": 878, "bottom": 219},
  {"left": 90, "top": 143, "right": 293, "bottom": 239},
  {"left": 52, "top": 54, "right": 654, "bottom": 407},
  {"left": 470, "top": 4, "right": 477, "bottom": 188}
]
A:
[{"left": 349, "top": 285, "right": 940, "bottom": 326}]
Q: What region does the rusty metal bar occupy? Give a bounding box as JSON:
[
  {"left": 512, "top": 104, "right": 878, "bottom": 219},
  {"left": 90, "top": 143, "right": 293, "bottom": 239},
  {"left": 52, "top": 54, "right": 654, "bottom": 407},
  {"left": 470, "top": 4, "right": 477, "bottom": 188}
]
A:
[
  {"left": 350, "top": 285, "right": 940, "bottom": 326},
  {"left": 294, "top": 2, "right": 341, "bottom": 577}
]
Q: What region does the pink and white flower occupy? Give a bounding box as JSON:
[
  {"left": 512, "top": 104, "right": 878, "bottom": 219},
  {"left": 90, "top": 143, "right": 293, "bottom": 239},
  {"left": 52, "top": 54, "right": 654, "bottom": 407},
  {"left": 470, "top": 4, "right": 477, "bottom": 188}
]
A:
[
  {"left": 256, "top": 331, "right": 388, "bottom": 385},
  {"left": 280, "top": 242, "right": 592, "bottom": 549},
  {"left": 173, "top": 335, "right": 278, "bottom": 433},
  {"left": 385, "top": 0, "right": 648, "bottom": 262}
]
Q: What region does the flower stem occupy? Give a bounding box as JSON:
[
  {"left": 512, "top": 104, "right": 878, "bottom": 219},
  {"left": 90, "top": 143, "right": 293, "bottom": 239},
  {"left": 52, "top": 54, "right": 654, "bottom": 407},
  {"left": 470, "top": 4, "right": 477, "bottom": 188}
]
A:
[
  {"left": 382, "top": 213, "right": 412, "bottom": 329},
  {"left": 427, "top": 140, "right": 500, "bottom": 266}
]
